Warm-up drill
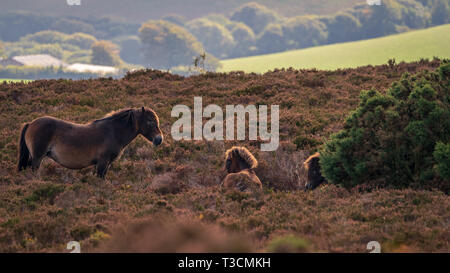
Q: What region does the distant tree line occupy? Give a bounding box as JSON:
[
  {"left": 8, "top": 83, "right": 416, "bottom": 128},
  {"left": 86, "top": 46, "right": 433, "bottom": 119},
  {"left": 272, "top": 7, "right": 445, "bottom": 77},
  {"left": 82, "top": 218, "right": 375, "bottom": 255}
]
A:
[
  {"left": 0, "top": 0, "right": 448, "bottom": 72},
  {"left": 180, "top": 0, "right": 449, "bottom": 59},
  {"left": 140, "top": 0, "right": 449, "bottom": 68},
  {"left": 2, "top": 31, "right": 125, "bottom": 66},
  {"left": 0, "top": 11, "right": 139, "bottom": 42}
]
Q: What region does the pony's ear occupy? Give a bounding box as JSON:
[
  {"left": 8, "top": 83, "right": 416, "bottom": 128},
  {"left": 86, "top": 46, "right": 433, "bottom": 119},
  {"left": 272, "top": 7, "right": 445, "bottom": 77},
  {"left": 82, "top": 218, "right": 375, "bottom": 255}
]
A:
[{"left": 140, "top": 106, "right": 145, "bottom": 122}]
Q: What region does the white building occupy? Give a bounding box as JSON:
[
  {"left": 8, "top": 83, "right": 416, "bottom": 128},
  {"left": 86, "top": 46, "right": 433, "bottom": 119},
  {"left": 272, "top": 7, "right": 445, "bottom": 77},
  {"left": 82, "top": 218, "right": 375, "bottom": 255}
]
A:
[
  {"left": 11, "top": 54, "right": 67, "bottom": 67},
  {"left": 66, "top": 63, "right": 118, "bottom": 75}
]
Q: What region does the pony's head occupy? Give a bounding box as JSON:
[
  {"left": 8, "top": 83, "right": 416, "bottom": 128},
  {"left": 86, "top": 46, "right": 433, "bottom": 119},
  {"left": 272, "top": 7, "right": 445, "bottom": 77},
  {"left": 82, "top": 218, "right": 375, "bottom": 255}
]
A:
[
  {"left": 303, "top": 152, "right": 326, "bottom": 190},
  {"left": 224, "top": 146, "right": 258, "bottom": 173},
  {"left": 138, "top": 107, "right": 163, "bottom": 146}
]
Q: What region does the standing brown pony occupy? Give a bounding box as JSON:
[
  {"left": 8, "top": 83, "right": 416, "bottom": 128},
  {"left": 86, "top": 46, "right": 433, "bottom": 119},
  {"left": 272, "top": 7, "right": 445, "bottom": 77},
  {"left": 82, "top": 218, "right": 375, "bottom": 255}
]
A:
[
  {"left": 18, "top": 107, "right": 163, "bottom": 178},
  {"left": 222, "top": 146, "right": 262, "bottom": 191}
]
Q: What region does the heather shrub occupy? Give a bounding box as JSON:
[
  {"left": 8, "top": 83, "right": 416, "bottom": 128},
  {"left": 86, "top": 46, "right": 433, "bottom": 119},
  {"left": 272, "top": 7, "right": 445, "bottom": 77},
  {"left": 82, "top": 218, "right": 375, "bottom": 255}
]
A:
[
  {"left": 320, "top": 62, "right": 450, "bottom": 190},
  {"left": 97, "top": 217, "right": 253, "bottom": 252},
  {"left": 150, "top": 172, "right": 187, "bottom": 195},
  {"left": 24, "top": 183, "right": 65, "bottom": 206},
  {"left": 267, "top": 235, "right": 310, "bottom": 253},
  {"left": 255, "top": 143, "right": 305, "bottom": 191}
]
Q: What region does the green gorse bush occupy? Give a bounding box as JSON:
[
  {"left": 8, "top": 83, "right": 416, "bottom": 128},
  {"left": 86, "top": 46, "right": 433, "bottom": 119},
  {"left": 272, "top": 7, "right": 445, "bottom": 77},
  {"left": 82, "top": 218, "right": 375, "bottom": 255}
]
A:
[{"left": 321, "top": 61, "right": 450, "bottom": 190}]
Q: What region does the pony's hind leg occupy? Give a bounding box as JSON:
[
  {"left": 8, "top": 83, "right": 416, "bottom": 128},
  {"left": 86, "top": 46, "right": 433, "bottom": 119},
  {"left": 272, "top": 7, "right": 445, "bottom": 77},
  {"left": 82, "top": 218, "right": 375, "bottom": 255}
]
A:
[
  {"left": 28, "top": 124, "right": 53, "bottom": 172},
  {"left": 30, "top": 144, "right": 48, "bottom": 172}
]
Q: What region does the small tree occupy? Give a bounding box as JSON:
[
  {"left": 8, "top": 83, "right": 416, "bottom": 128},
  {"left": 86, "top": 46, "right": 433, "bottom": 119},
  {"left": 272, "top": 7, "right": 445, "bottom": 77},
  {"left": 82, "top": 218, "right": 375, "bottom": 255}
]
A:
[
  {"left": 91, "top": 40, "right": 122, "bottom": 66},
  {"left": 398, "top": 0, "right": 429, "bottom": 29},
  {"left": 20, "top": 30, "right": 66, "bottom": 44},
  {"left": 282, "top": 16, "right": 328, "bottom": 49},
  {"left": 229, "top": 22, "right": 256, "bottom": 58},
  {"left": 230, "top": 2, "right": 281, "bottom": 34},
  {"left": 139, "top": 20, "right": 204, "bottom": 70},
  {"left": 358, "top": 0, "right": 401, "bottom": 39},
  {"left": 326, "top": 13, "right": 361, "bottom": 44},
  {"left": 189, "top": 52, "right": 221, "bottom": 74},
  {"left": 51, "top": 18, "right": 96, "bottom": 35},
  {"left": 113, "top": 35, "right": 142, "bottom": 65},
  {"left": 320, "top": 61, "right": 450, "bottom": 190},
  {"left": 431, "top": 0, "right": 449, "bottom": 26},
  {"left": 186, "top": 18, "right": 235, "bottom": 58},
  {"left": 256, "top": 23, "right": 286, "bottom": 54},
  {"left": 64, "top": 33, "right": 98, "bottom": 50}
]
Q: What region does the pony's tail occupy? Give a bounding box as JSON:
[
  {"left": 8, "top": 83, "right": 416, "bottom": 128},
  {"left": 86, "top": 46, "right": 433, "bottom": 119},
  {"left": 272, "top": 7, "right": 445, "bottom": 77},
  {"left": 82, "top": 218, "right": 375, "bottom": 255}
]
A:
[{"left": 18, "top": 123, "right": 31, "bottom": 171}]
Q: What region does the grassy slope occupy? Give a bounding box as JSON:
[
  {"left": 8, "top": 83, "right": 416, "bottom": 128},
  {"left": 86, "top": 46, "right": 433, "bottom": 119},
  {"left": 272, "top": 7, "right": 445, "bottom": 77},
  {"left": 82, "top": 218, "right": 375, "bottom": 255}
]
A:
[
  {"left": 220, "top": 24, "right": 450, "bottom": 73},
  {"left": 0, "top": 79, "right": 31, "bottom": 83}
]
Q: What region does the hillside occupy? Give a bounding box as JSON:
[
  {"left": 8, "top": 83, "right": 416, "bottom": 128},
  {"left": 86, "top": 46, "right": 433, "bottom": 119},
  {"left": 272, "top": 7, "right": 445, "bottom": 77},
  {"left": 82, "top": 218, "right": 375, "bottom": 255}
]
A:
[
  {"left": 220, "top": 24, "right": 450, "bottom": 73},
  {"left": 0, "top": 79, "right": 31, "bottom": 83},
  {"left": 0, "top": 60, "right": 448, "bottom": 252}
]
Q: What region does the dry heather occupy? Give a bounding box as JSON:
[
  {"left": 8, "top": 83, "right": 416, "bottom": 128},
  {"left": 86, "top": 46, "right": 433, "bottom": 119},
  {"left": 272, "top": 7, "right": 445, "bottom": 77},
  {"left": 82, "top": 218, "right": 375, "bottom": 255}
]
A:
[{"left": 0, "top": 59, "right": 448, "bottom": 252}]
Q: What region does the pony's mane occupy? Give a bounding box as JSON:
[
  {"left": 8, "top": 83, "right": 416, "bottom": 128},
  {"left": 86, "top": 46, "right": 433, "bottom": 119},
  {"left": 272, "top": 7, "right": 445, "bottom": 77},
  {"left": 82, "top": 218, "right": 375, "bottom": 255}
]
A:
[
  {"left": 93, "top": 108, "right": 133, "bottom": 123},
  {"left": 303, "top": 152, "right": 320, "bottom": 170},
  {"left": 225, "top": 146, "right": 258, "bottom": 169}
]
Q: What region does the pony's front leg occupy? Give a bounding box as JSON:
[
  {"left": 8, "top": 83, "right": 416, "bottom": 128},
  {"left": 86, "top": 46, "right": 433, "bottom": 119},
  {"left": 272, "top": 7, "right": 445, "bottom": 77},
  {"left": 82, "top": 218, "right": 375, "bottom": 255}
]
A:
[
  {"left": 31, "top": 155, "right": 44, "bottom": 172},
  {"left": 95, "top": 160, "right": 110, "bottom": 179}
]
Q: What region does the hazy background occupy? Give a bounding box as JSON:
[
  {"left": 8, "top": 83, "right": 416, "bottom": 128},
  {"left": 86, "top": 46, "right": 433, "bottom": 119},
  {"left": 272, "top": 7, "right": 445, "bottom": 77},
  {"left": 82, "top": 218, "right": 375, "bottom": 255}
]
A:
[
  {"left": 0, "top": 0, "right": 448, "bottom": 78},
  {"left": 1, "top": 0, "right": 362, "bottom": 21}
]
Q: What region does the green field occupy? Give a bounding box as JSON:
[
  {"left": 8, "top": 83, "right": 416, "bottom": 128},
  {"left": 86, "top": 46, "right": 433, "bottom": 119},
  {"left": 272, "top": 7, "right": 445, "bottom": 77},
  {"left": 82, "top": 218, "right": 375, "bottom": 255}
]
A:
[
  {"left": 220, "top": 24, "right": 450, "bottom": 73},
  {"left": 0, "top": 79, "right": 31, "bottom": 83}
]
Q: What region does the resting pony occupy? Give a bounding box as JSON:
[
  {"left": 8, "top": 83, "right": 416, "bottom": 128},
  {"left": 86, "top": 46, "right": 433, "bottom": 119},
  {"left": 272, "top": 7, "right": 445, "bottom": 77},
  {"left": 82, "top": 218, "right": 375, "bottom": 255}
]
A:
[
  {"left": 17, "top": 107, "right": 163, "bottom": 178},
  {"left": 222, "top": 146, "right": 262, "bottom": 191},
  {"left": 303, "top": 152, "right": 327, "bottom": 190}
]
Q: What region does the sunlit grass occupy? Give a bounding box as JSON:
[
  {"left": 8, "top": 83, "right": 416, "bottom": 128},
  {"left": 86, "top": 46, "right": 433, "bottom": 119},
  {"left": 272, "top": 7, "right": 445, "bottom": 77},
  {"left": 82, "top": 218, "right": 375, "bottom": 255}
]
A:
[
  {"left": 0, "top": 78, "right": 32, "bottom": 83},
  {"left": 220, "top": 24, "right": 450, "bottom": 73}
]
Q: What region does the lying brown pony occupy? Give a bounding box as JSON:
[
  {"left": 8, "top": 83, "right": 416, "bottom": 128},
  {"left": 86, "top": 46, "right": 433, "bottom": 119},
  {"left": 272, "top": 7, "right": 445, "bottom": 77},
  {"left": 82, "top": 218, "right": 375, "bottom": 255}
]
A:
[
  {"left": 18, "top": 107, "right": 163, "bottom": 178},
  {"left": 222, "top": 146, "right": 262, "bottom": 191},
  {"left": 303, "top": 152, "right": 327, "bottom": 190}
]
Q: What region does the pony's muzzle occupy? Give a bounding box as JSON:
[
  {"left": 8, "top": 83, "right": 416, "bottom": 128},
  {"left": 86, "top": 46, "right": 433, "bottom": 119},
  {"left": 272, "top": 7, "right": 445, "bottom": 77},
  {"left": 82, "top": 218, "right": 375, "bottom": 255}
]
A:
[{"left": 153, "top": 135, "right": 163, "bottom": 146}]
